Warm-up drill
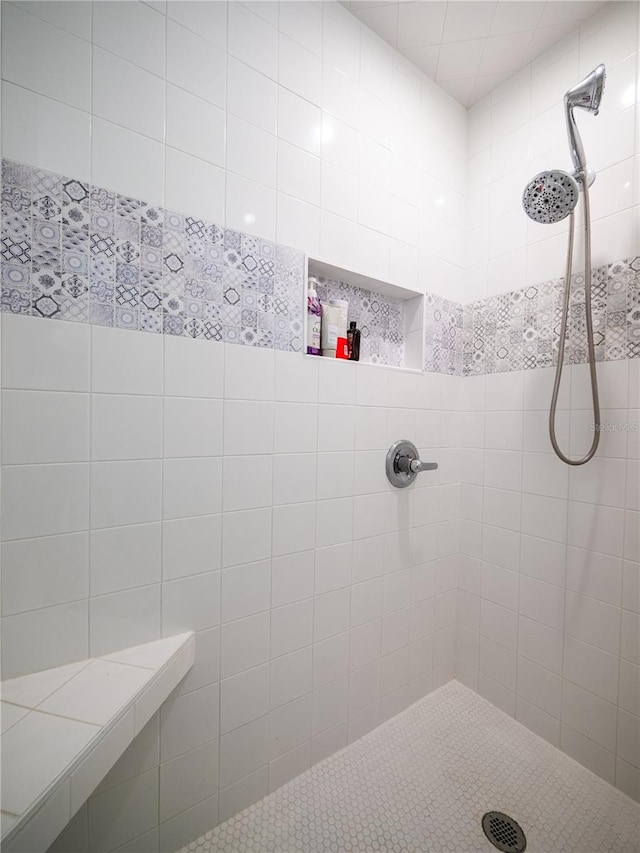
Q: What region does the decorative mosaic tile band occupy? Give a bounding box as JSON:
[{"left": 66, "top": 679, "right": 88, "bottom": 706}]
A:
[
  {"left": 424, "top": 293, "right": 464, "bottom": 376},
  {"left": 313, "top": 276, "right": 404, "bottom": 367},
  {"left": 463, "top": 257, "right": 640, "bottom": 376},
  {"left": 1, "top": 158, "right": 305, "bottom": 349},
  {"left": 1, "top": 158, "right": 638, "bottom": 376}
]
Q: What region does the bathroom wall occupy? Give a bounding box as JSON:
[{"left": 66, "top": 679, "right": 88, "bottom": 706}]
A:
[
  {"left": 0, "top": 1, "right": 465, "bottom": 850},
  {"left": 458, "top": 1, "right": 640, "bottom": 803},
  {"left": 465, "top": 0, "right": 640, "bottom": 300}
]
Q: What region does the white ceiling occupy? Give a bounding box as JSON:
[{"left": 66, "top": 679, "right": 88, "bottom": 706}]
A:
[{"left": 343, "top": 1, "right": 608, "bottom": 107}]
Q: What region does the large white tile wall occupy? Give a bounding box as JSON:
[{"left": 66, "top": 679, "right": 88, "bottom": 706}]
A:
[
  {"left": 458, "top": 362, "right": 640, "bottom": 802},
  {"left": 1, "top": 313, "right": 462, "bottom": 851},
  {"left": 0, "top": 0, "right": 467, "bottom": 302},
  {"left": 465, "top": 0, "right": 640, "bottom": 300},
  {"left": 1, "top": 0, "right": 639, "bottom": 849},
  {"left": 0, "top": 2, "right": 467, "bottom": 847},
  {"left": 457, "top": 0, "right": 640, "bottom": 806}
]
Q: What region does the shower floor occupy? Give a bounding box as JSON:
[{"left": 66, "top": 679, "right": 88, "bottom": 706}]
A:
[{"left": 177, "top": 681, "right": 639, "bottom": 853}]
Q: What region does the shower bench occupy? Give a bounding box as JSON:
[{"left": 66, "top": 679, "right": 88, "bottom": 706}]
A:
[{"left": 0, "top": 632, "right": 195, "bottom": 853}]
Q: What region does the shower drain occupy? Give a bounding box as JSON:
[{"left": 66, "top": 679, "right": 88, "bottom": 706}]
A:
[{"left": 482, "top": 812, "right": 527, "bottom": 853}]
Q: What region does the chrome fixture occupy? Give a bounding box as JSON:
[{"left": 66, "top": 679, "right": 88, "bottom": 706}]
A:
[
  {"left": 521, "top": 64, "right": 606, "bottom": 466},
  {"left": 386, "top": 440, "right": 437, "bottom": 488}
]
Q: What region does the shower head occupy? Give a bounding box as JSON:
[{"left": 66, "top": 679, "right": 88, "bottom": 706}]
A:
[
  {"left": 565, "top": 63, "right": 606, "bottom": 115},
  {"left": 564, "top": 64, "right": 606, "bottom": 179},
  {"left": 522, "top": 64, "right": 606, "bottom": 223},
  {"left": 522, "top": 170, "right": 579, "bottom": 224}
]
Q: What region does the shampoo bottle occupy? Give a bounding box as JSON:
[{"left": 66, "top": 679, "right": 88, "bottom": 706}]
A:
[
  {"left": 306, "top": 280, "right": 322, "bottom": 355},
  {"left": 347, "top": 321, "right": 361, "bottom": 361}
]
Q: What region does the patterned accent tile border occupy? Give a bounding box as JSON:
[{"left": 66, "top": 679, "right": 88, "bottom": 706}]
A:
[
  {"left": 463, "top": 257, "right": 640, "bottom": 376},
  {"left": 1, "top": 159, "right": 304, "bottom": 350},
  {"left": 1, "top": 159, "right": 638, "bottom": 375},
  {"left": 313, "top": 276, "right": 404, "bottom": 367},
  {"left": 424, "top": 293, "right": 463, "bottom": 376}
]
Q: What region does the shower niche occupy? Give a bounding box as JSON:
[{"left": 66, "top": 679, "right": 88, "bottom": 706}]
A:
[{"left": 305, "top": 257, "right": 425, "bottom": 372}]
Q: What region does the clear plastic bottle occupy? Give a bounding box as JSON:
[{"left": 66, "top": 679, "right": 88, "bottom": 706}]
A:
[{"left": 306, "top": 280, "right": 322, "bottom": 355}]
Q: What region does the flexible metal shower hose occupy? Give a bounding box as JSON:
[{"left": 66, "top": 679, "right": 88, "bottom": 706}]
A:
[{"left": 548, "top": 180, "right": 601, "bottom": 465}]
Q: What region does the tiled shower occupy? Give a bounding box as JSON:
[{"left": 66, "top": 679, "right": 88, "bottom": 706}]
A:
[{"left": 0, "top": 1, "right": 638, "bottom": 851}]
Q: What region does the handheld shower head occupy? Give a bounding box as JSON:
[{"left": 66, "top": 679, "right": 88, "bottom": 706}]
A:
[
  {"left": 565, "top": 63, "right": 606, "bottom": 115},
  {"left": 565, "top": 64, "right": 606, "bottom": 179},
  {"left": 522, "top": 170, "right": 579, "bottom": 224}
]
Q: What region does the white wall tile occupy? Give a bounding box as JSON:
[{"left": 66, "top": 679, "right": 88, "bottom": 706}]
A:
[
  {"left": 165, "top": 147, "right": 226, "bottom": 224},
  {"left": 162, "top": 571, "right": 220, "bottom": 634},
  {"left": 92, "top": 118, "right": 164, "bottom": 207},
  {"left": 220, "top": 664, "right": 270, "bottom": 734},
  {"left": 3, "top": 315, "right": 90, "bottom": 392},
  {"left": 163, "top": 398, "right": 223, "bottom": 458},
  {"left": 271, "top": 551, "right": 315, "bottom": 608},
  {"left": 93, "top": 0, "right": 165, "bottom": 76},
  {"left": 92, "top": 522, "right": 161, "bottom": 595},
  {"left": 2, "top": 601, "right": 89, "bottom": 679},
  {"left": 92, "top": 395, "right": 162, "bottom": 461},
  {"left": 227, "top": 115, "right": 277, "bottom": 188},
  {"left": 163, "top": 458, "right": 222, "bottom": 519},
  {"left": 90, "top": 585, "right": 161, "bottom": 656},
  {"left": 221, "top": 559, "right": 271, "bottom": 622},
  {"left": 564, "top": 636, "right": 619, "bottom": 704},
  {"left": 269, "top": 694, "right": 312, "bottom": 760},
  {"left": 315, "top": 542, "right": 352, "bottom": 595},
  {"left": 271, "top": 600, "right": 314, "bottom": 659},
  {"left": 159, "top": 741, "right": 218, "bottom": 824},
  {"left": 91, "top": 461, "right": 162, "bottom": 528},
  {"left": 93, "top": 47, "right": 165, "bottom": 141},
  {"left": 2, "top": 81, "right": 91, "bottom": 179},
  {"left": 219, "top": 716, "right": 268, "bottom": 789},
  {"left": 224, "top": 400, "right": 274, "bottom": 456},
  {"left": 160, "top": 683, "right": 220, "bottom": 763},
  {"left": 227, "top": 57, "right": 277, "bottom": 134},
  {"left": 223, "top": 509, "right": 272, "bottom": 568},
  {"left": 278, "top": 88, "right": 322, "bottom": 156},
  {"left": 166, "top": 0, "right": 227, "bottom": 48},
  {"left": 274, "top": 403, "right": 318, "bottom": 453},
  {"left": 228, "top": 2, "right": 278, "bottom": 80},
  {"left": 273, "top": 453, "right": 317, "bottom": 505},
  {"left": 166, "top": 84, "right": 226, "bottom": 167},
  {"left": 217, "top": 768, "right": 266, "bottom": 825},
  {"left": 3, "top": 462, "right": 89, "bottom": 540},
  {"left": 223, "top": 455, "right": 273, "bottom": 512},
  {"left": 272, "top": 502, "right": 316, "bottom": 557},
  {"left": 2, "top": 3, "right": 91, "bottom": 110},
  {"left": 88, "top": 768, "right": 159, "bottom": 853},
  {"left": 164, "top": 337, "right": 224, "bottom": 399},
  {"left": 166, "top": 19, "right": 226, "bottom": 107},
  {"left": 225, "top": 173, "right": 276, "bottom": 241},
  {"left": 314, "top": 588, "right": 350, "bottom": 642},
  {"left": 11, "top": 0, "right": 92, "bottom": 39},
  {"left": 2, "top": 532, "right": 88, "bottom": 616},
  {"left": 91, "top": 326, "right": 162, "bottom": 396},
  {"left": 270, "top": 646, "right": 313, "bottom": 709},
  {"left": 2, "top": 390, "right": 89, "bottom": 464}
]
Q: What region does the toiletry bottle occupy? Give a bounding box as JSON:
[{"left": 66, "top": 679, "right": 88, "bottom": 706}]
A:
[
  {"left": 347, "top": 321, "right": 361, "bottom": 361},
  {"left": 306, "top": 280, "right": 321, "bottom": 355},
  {"left": 332, "top": 299, "right": 349, "bottom": 360},
  {"left": 321, "top": 300, "right": 340, "bottom": 357}
]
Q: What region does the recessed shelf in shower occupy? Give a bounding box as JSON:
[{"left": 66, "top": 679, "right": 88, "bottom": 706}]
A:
[{"left": 305, "top": 257, "right": 425, "bottom": 373}]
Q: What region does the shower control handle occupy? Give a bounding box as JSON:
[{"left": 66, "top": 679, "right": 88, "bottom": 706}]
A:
[
  {"left": 386, "top": 440, "right": 438, "bottom": 488},
  {"left": 397, "top": 456, "right": 438, "bottom": 475}
]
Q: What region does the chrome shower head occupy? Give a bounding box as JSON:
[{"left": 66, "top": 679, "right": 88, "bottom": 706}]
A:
[
  {"left": 565, "top": 64, "right": 606, "bottom": 178},
  {"left": 522, "top": 170, "right": 579, "bottom": 224},
  {"left": 565, "top": 63, "right": 606, "bottom": 115}
]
